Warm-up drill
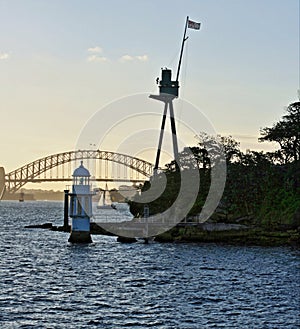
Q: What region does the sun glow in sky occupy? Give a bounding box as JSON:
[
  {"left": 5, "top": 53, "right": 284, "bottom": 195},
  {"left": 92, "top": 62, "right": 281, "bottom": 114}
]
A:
[{"left": 0, "top": 0, "right": 299, "bottom": 188}]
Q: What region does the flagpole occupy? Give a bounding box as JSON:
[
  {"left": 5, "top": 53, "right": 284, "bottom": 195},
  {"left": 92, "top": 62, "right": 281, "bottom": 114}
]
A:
[{"left": 176, "top": 16, "right": 189, "bottom": 82}]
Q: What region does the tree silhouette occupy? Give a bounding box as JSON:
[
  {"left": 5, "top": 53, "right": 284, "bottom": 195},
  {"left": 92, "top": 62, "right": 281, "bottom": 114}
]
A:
[{"left": 260, "top": 101, "right": 300, "bottom": 163}]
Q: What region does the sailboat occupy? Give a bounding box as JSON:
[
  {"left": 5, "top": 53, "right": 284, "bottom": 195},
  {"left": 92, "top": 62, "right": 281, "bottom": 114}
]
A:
[{"left": 97, "top": 184, "right": 116, "bottom": 210}]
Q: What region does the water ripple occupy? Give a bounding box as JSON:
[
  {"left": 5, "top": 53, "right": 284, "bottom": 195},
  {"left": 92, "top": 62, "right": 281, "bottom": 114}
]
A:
[{"left": 0, "top": 201, "right": 299, "bottom": 328}]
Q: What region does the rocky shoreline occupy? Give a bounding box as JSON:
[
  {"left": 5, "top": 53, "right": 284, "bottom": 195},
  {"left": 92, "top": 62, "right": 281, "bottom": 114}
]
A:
[
  {"left": 154, "top": 224, "right": 300, "bottom": 247},
  {"left": 25, "top": 221, "right": 300, "bottom": 247}
]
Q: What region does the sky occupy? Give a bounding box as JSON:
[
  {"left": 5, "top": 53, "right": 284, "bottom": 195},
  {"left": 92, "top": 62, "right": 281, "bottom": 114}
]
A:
[{"left": 0, "top": 0, "right": 299, "bottom": 189}]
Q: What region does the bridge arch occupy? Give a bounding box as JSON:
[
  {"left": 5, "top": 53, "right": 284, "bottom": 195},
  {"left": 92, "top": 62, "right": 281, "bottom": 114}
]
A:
[{"left": 4, "top": 150, "right": 155, "bottom": 194}]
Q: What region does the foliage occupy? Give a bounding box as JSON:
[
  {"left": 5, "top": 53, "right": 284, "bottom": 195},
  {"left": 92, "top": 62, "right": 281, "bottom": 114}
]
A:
[
  {"left": 259, "top": 101, "right": 300, "bottom": 163},
  {"left": 129, "top": 171, "right": 181, "bottom": 217},
  {"left": 130, "top": 101, "right": 300, "bottom": 229}
]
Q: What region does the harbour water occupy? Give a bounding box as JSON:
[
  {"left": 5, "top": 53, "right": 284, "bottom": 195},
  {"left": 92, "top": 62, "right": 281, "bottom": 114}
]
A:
[{"left": 0, "top": 201, "right": 299, "bottom": 328}]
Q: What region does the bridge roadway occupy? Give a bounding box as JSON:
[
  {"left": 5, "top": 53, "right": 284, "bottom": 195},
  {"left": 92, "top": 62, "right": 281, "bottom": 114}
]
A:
[
  {"left": 6, "top": 178, "right": 146, "bottom": 184},
  {"left": 0, "top": 149, "right": 156, "bottom": 198}
]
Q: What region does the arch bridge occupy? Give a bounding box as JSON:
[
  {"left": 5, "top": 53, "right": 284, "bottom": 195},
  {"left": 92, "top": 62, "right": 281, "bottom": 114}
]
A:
[{"left": 1, "top": 150, "right": 155, "bottom": 196}]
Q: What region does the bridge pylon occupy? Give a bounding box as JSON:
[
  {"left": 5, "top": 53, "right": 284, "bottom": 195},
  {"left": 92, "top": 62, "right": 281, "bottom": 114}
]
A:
[{"left": 0, "top": 167, "right": 5, "bottom": 199}]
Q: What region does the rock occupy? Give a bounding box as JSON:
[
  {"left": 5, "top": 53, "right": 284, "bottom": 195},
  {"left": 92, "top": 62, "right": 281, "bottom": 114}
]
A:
[
  {"left": 51, "top": 225, "right": 70, "bottom": 232},
  {"left": 117, "top": 236, "right": 137, "bottom": 243},
  {"left": 90, "top": 222, "right": 115, "bottom": 236},
  {"left": 199, "top": 222, "right": 249, "bottom": 231},
  {"left": 25, "top": 223, "right": 53, "bottom": 229}
]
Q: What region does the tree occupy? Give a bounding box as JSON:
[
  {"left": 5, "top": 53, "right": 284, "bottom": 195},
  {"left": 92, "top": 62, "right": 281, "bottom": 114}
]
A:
[
  {"left": 259, "top": 101, "right": 300, "bottom": 163},
  {"left": 196, "top": 133, "right": 241, "bottom": 165}
]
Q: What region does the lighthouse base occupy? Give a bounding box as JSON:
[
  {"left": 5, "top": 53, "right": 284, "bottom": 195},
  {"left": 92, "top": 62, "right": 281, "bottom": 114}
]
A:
[
  {"left": 68, "top": 231, "right": 92, "bottom": 243},
  {"left": 68, "top": 217, "right": 92, "bottom": 243}
]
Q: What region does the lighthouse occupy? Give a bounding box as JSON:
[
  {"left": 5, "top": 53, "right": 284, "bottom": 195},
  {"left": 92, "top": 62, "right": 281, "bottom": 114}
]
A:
[{"left": 68, "top": 161, "right": 93, "bottom": 243}]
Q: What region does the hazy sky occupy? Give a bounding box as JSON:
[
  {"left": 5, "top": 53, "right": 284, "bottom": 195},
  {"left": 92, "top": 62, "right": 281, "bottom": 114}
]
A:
[{"left": 0, "top": 0, "right": 299, "bottom": 177}]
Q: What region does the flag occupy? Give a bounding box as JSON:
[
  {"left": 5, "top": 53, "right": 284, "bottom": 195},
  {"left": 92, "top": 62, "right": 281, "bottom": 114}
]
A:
[{"left": 188, "top": 19, "right": 201, "bottom": 30}]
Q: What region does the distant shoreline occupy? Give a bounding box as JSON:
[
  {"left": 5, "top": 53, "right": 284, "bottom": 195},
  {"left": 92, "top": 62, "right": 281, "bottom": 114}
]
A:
[{"left": 2, "top": 189, "right": 64, "bottom": 201}]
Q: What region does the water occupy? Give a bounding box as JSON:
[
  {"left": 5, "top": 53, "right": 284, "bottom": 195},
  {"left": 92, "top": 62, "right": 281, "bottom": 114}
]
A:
[
  {"left": 92, "top": 202, "right": 133, "bottom": 223},
  {"left": 0, "top": 201, "right": 299, "bottom": 328}
]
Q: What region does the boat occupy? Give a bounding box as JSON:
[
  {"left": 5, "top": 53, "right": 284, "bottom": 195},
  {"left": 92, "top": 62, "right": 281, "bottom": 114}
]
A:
[{"left": 97, "top": 184, "right": 116, "bottom": 210}]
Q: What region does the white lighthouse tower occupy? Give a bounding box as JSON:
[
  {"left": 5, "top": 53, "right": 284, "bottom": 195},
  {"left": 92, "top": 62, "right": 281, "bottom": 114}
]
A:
[{"left": 68, "top": 161, "right": 93, "bottom": 243}]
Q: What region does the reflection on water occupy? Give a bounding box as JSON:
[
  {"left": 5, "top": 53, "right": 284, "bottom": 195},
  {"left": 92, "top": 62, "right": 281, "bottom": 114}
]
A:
[{"left": 0, "top": 201, "right": 299, "bottom": 328}]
